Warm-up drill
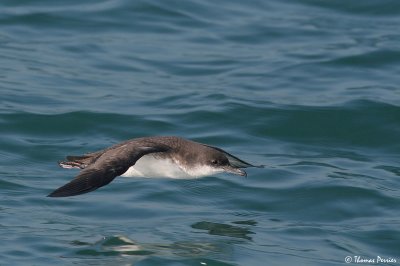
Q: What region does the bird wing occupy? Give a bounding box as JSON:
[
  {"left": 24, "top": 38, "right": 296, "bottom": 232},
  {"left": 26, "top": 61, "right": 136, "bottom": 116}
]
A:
[{"left": 48, "top": 144, "right": 170, "bottom": 197}]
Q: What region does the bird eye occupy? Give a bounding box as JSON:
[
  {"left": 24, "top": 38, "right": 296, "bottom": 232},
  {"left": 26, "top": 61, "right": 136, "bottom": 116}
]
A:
[{"left": 211, "top": 159, "right": 218, "bottom": 165}]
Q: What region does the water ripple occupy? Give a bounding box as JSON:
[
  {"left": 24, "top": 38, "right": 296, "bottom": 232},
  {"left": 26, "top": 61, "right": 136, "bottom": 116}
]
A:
[{"left": 1, "top": 0, "right": 400, "bottom": 265}]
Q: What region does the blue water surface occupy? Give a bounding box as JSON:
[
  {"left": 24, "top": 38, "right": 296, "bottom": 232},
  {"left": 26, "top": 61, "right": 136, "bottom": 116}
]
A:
[{"left": 1, "top": 0, "right": 400, "bottom": 265}]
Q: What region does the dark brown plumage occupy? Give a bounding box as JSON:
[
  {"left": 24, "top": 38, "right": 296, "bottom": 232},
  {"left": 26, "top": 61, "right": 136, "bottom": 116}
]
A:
[{"left": 48, "top": 136, "right": 262, "bottom": 197}]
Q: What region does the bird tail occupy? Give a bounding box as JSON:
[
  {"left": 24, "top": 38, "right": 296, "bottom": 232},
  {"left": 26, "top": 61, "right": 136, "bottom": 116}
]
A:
[{"left": 58, "top": 155, "right": 92, "bottom": 169}]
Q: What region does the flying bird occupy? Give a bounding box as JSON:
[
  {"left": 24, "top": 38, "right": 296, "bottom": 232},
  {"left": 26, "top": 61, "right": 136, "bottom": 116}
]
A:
[{"left": 48, "top": 136, "right": 263, "bottom": 197}]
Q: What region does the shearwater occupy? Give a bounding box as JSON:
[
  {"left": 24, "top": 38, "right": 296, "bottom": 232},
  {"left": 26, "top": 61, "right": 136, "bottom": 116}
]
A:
[{"left": 48, "top": 136, "right": 263, "bottom": 197}]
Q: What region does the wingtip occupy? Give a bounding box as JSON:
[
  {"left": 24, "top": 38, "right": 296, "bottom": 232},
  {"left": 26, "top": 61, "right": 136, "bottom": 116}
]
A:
[
  {"left": 47, "top": 190, "right": 84, "bottom": 198},
  {"left": 47, "top": 190, "right": 68, "bottom": 198},
  {"left": 47, "top": 186, "right": 91, "bottom": 197},
  {"left": 47, "top": 183, "right": 88, "bottom": 197}
]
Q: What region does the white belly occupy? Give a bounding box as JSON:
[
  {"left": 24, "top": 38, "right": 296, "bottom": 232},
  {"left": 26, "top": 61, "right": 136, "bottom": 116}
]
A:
[
  {"left": 121, "top": 155, "right": 192, "bottom": 179},
  {"left": 120, "top": 154, "right": 222, "bottom": 179}
]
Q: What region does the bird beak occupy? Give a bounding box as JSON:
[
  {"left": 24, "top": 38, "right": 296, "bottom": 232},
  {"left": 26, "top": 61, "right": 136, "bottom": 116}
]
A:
[{"left": 223, "top": 166, "right": 247, "bottom": 177}]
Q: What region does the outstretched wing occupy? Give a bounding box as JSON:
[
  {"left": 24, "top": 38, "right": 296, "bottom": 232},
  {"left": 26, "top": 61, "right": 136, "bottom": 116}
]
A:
[
  {"left": 48, "top": 144, "right": 170, "bottom": 197},
  {"left": 203, "top": 144, "right": 264, "bottom": 168}
]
